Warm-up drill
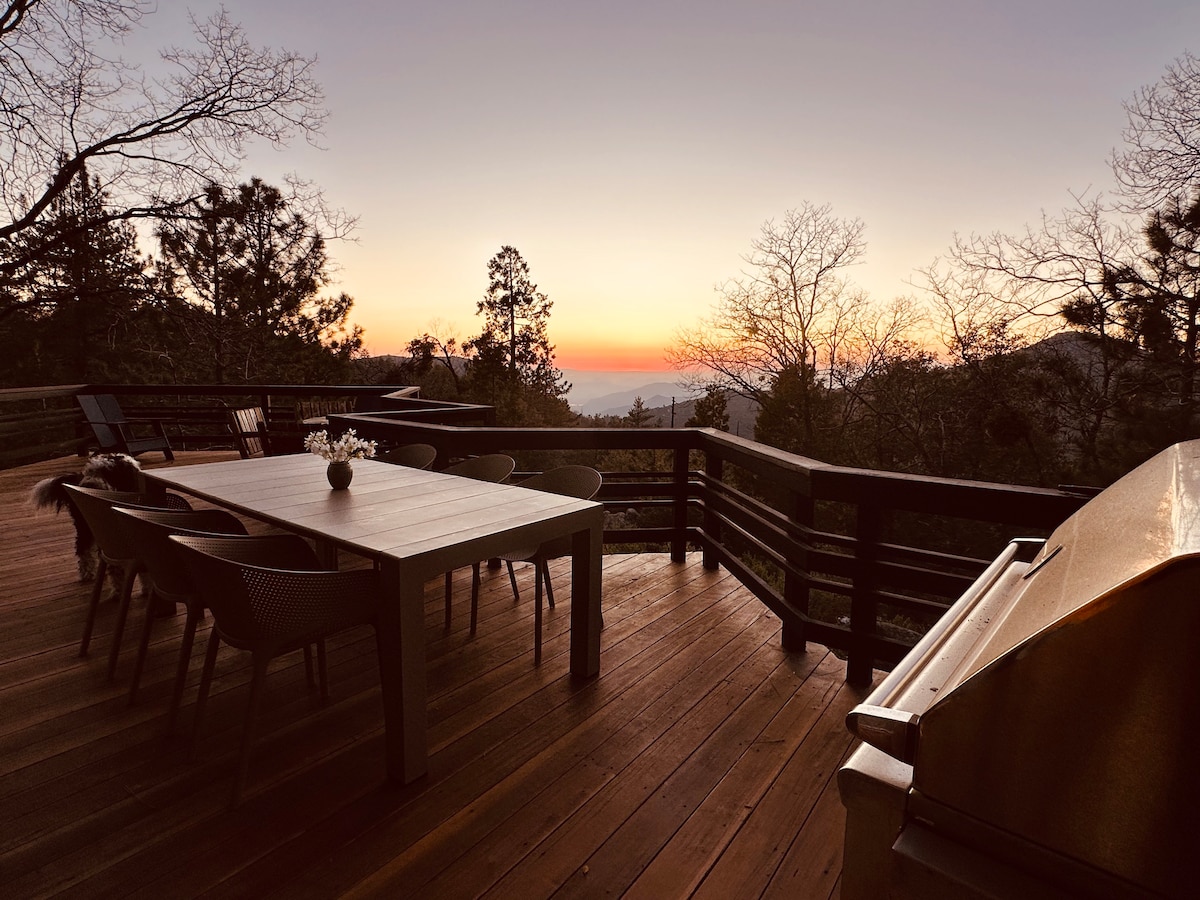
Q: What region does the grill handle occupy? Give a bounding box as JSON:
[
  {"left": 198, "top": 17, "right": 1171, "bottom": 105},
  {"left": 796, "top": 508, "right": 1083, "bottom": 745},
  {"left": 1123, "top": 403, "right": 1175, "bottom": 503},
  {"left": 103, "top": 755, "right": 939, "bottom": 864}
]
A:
[{"left": 845, "top": 537, "right": 1045, "bottom": 763}]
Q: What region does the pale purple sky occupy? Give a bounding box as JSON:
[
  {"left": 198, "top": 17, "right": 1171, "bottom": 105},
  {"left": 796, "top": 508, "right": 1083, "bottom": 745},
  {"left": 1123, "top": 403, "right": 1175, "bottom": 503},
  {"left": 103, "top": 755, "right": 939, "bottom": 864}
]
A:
[{"left": 142, "top": 1, "right": 1200, "bottom": 368}]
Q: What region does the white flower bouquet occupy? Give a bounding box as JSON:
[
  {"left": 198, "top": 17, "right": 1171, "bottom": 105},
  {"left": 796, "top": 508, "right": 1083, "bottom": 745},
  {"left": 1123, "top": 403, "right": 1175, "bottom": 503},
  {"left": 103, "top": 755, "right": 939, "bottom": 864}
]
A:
[{"left": 303, "top": 428, "right": 377, "bottom": 462}]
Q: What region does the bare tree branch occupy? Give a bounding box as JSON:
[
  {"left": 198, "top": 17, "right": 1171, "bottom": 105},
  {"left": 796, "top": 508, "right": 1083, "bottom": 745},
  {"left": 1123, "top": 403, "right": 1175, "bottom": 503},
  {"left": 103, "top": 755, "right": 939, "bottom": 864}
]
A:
[
  {"left": 1112, "top": 51, "right": 1200, "bottom": 209},
  {"left": 668, "top": 202, "right": 871, "bottom": 402},
  {"left": 0, "top": 2, "right": 325, "bottom": 247}
]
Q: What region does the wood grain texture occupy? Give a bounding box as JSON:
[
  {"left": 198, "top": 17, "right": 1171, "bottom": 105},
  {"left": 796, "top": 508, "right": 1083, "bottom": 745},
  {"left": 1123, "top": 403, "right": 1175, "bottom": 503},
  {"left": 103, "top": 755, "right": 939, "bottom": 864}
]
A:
[{"left": 1, "top": 452, "right": 869, "bottom": 899}]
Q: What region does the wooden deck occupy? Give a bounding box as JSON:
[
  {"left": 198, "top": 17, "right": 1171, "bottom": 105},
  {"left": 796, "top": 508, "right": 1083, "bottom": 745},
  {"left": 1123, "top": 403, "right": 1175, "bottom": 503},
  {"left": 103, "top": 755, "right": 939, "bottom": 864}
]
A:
[{"left": 0, "top": 453, "right": 872, "bottom": 899}]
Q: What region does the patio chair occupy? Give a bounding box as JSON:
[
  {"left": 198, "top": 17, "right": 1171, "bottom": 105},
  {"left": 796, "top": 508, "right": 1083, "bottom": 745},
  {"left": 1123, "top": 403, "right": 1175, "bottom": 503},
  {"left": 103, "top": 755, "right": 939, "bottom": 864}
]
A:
[
  {"left": 110, "top": 506, "right": 249, "bottom": 721},
  {"left": 170, "top": 534, "right": 381, "bottom": 806},
  {"left": 77, "top": 393, "right": 174, "bottom": 461},
  {"left": 488, "top": 465, "right": 602, "bottom": 663},
  {"left": 60, "top": 484, "right": 191, "bottom": 679},
  {"left": 439, "top": 454, "right": 516, "bottom": 630},
  {"left": 228, "top": 406, "right": 270, "bottom": 458},
  {"left": 378, "top": 443, "right": 437, "bottom": 469}
]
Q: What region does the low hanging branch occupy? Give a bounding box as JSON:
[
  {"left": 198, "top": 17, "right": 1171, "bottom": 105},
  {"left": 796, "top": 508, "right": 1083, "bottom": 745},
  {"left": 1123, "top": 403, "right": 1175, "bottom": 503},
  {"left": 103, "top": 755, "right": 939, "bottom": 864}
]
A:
[{"left": 0, "top": 2, "right": 325, "bottom": 247}]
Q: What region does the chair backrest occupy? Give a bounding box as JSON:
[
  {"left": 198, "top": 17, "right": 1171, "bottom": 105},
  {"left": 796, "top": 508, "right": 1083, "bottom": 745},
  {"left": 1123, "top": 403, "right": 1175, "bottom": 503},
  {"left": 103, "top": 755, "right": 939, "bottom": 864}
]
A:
[
  {"left": 61, "top": 483, "right": 192, "bottom": 562},
  {"left": 170, "top": 534, "right": 332, "bottom": 645},
  {"left": 111, "top": 506, "right": 248, "bottom": 599},
  {"left": 77, "top": 393, "right": 127, "bottom": 450},
  {"left": 296, "top": 397, "right": 354, "bottom": 421},
  {"left": 379, "top": 443, "right": 437, "bottom": 469},
  {"left": 229, "top": 407, "right": 268, "bottom": 459},
  {"left": 517, "top": 465, "right": 603, "bottom": 501},
  {"left": 515, "top": 466, "right": 603, "bottom": 560},
  {"left": 442, "top": 454, "right": 515, "bottom": 483}
]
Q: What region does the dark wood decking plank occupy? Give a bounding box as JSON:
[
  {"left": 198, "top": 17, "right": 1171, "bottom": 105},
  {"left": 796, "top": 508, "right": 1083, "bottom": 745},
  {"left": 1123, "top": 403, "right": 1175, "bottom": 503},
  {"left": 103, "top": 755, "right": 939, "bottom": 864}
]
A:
[
  {"left": 269, "top": 569, "right": 759, "bottom": 898},
  {"left": 462, "top": 610, "right": 789, "bottom": 898},
  {"left": 0, "top": 454, "right": 863, "bottom": 899},
  {"left": 350, "top": 584, "right": 770, "bottom": 897},
  {"left": 619, "top": 648, "right": 849, "bottom": 899},
  {"left": 691, "top": 679, "right": 868, "bottom": 899}
]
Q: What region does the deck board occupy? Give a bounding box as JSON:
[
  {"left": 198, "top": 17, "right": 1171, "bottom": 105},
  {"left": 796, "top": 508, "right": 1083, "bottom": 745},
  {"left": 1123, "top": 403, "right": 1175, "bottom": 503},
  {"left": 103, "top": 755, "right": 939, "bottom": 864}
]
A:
[{"left": 0, "top": 453, "right": 871, "bottom": 899}]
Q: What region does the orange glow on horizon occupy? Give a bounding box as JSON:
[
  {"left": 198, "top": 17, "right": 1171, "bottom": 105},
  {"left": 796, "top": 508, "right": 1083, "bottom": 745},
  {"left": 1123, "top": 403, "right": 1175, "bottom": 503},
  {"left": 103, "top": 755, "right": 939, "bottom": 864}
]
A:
[{"left": 555, "top": 343, "right": 673, "bottom": 371}]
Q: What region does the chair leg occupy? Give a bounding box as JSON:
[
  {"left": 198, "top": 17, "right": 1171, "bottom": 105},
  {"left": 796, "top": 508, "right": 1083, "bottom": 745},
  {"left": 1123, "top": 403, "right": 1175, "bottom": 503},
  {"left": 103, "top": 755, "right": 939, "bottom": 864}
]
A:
[
  {"left": 542, "top": 560, "right": 555, "bottom": 609},
  {"left": 80, "top": 558, "right": 108, "bottom": 656},
  {"left": 470, "top": 562, "right": 481, "bottom": 635},
  {"left": 128, "top": 588, "right": 160, "bottom": 704},
  {"left": 534, "top": 564, "right": 544, "bottom": 666},
  {"left": 444, "top": 570, "right": 453, "bottom": 628},
  {"left": 317, "top": 639, "right": 329, "bottom": 700},
  {"left": 506, "top": 560, "right": 520, "bottom": 600},
  {"left": 303, "top": 644, "right": 315, "bottom": 687},
  {"left": 232, "top": 654, "right": 270, "bottom": 807},
  {"left": 107, "top": 564, "right": 140, "bottom": 680},
  {"left": 191, "top": 629, "right": 222, "bottom": 759},
  {"left": 167, "top": 606, "right": 202, "bottom": 736}
]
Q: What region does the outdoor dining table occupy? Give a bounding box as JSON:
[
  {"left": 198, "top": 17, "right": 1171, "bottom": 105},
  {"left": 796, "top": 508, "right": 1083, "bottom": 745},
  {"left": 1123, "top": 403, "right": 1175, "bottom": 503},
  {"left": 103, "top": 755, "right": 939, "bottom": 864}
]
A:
[{"left": 142, "top": 453, "right": 605, "bottom": 784}]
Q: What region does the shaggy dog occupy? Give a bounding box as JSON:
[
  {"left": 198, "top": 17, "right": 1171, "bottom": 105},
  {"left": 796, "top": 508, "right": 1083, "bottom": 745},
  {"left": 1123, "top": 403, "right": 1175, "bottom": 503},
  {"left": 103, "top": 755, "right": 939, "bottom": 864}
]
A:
[{"left": 31, "top": 452, "right": 143, "bottom": 583}]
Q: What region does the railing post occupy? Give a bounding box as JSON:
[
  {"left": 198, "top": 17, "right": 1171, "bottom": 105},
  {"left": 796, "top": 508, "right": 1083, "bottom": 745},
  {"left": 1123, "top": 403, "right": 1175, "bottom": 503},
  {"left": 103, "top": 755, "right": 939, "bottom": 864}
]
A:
[
  {"left": 848, "top": 503, "right": 882, "bottom": 687},
  {"left": 702, "top": 452, "right": 722, "bottom": 571},
  {"left": 671, "top": 447, "right": 688, "bottom": 563},
  {"left": 781, "top": 489, "right": 812, "bottom": 652}
]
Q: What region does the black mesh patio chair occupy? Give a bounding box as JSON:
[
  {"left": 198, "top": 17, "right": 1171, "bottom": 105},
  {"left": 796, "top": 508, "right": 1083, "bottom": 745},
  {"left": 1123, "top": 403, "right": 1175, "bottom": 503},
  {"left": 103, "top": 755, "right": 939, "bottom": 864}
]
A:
[
  {"left": 60, "top": 484, "right": 191, "bottom": 679},
  {"left": 110, "top": 506, "right": 250, "bottom": 722},
  {"left": 170, "top": 534, "right": 381, "bottom": 806},
  {"left": 488, "top": 465, "right": 602, "bottom": 663},
  {"left": 77, "top": 393, "right": 174, "bottom": 460},
  {"left": 378, "top": 443, "right": 437, "bottom": 469},
  {"left": 439, "top": 454, "right": 516, "bottom": 630}
]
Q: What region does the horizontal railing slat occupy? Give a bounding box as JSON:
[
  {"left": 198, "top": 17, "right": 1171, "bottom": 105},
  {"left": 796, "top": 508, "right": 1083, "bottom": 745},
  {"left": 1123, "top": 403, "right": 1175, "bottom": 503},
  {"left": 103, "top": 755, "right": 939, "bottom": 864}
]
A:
[{"left": 2, "top": 384, "right": 1092, "bottom": 683}]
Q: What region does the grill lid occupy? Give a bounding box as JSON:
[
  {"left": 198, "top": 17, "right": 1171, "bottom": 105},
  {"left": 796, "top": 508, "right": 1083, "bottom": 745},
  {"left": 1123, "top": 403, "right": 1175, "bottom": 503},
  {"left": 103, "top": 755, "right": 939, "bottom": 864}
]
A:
[
  {"left": 954, "top": 439, "right": 1200, "bottom": 685},
  {"left": 910, "top": 441, "right": 1200, "bottom": 894}
]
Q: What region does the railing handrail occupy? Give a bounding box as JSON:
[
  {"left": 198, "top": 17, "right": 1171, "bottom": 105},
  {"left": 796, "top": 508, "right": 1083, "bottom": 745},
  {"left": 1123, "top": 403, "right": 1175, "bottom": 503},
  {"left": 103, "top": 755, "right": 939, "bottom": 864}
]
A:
[
  {"left": 332, "top": 408, "right": 1090, "bottom": 685},
  {"left": 0, "top": 384, "right": 1092, "bottom": 684},
  {"left": 335, "top": 414, "right": 1082, "bottom": 526}
]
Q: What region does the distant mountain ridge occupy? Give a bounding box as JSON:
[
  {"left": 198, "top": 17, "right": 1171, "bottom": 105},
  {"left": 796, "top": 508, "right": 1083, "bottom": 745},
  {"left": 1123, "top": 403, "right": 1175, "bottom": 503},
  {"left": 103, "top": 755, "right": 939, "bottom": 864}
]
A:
[{"left": 576, "top": 381, "right": 695, "bottom": 417}]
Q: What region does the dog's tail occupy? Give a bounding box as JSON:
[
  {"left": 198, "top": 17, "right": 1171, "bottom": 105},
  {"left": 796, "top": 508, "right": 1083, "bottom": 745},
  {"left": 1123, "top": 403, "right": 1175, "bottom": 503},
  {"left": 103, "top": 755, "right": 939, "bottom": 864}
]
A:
[{"left": 30, "top": 473, "right": 83, "bottom": 513}]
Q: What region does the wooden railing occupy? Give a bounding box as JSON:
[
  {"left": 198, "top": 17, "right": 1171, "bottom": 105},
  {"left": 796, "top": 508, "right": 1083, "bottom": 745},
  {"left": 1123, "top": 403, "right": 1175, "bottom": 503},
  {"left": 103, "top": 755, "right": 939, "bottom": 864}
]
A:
[
  {"left": 1, "top": 383, "right": 1090, "bottom": 683},
  {"left": 333, "top": 410, "right": 1090, "bottom": 685},
  {"left": 0, "top": 384, "right": 494, "bottom": 466}
]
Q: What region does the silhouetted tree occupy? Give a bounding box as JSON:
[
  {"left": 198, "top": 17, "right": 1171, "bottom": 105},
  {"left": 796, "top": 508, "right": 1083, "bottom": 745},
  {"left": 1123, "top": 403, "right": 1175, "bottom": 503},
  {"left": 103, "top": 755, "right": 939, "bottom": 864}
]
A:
[
  {"left": 464, "top": 245, "right": 572, "bottom": 424},
  {"left": 625, "top": 396, "right": 659, "bottom": 428},
  {"left": 0, "top": 164, "right": 150, "bottom": 384},
  {"left": 686, "top": 385, "right": 729, "bottom": 431},
  {"left": 0, "top": 2, "right": 324, "bottom": 277},
  {"left": 155, "top": 177, "right": 361, "bottom": 383},
  {"left": 1112, "top": 51, "right": 1200, "bottom": 209},
  {"left": 398, "top": 323, "right": 467, "bottom": 397},
  {"left": 669, "top": 203, "right": 869, "bottom": 453}
]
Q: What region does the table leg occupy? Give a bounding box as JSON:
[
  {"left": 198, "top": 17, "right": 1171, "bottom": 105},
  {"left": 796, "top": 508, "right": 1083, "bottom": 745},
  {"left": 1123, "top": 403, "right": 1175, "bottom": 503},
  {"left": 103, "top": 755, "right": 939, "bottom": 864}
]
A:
[
  {"left": 375, "top": 558, "right": 429, "bottom": 783},
  {"left": 569, "top": 513, "right": 603, "bottom": 677}
]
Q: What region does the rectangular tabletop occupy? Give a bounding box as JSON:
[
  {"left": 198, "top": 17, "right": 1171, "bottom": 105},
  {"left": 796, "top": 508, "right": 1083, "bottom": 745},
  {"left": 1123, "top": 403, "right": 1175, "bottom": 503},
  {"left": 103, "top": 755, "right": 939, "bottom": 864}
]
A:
[{"left": 144, "top": 454, "right": 605, "bottom": 783}]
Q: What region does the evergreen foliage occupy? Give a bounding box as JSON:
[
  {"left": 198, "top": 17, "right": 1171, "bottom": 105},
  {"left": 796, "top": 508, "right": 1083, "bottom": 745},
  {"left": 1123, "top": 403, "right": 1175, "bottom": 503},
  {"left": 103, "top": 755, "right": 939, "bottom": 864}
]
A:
[
  {"left": 685, "top": 385, "right": 730, "bottom": 431},
  {"left": 0, "top": 170, "right": 359, "bottom": 386},
  {"left": 154, "top": 178, "right": 362, "bottom": 383},
  {"left": 460, "top": 245, "right": 574, "bottom": 426},
  {"left": 0, "top": 166, "right": 151, "bottom": 384}
]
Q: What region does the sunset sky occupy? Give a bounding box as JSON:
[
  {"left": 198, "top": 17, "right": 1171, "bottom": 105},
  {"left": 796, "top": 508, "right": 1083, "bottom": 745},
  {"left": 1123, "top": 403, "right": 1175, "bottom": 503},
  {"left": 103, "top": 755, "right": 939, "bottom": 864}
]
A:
[{"left": 151, "top": 1, "right": 1199, "bottom": 370}]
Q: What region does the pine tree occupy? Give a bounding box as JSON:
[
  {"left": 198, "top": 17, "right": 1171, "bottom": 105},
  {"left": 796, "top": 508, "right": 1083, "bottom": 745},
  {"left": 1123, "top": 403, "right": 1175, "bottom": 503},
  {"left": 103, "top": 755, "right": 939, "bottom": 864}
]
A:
[
  {"left": 686, "top": 386, "right": 730, "bottom": 431},
  {"left": 155, "top": 178, "right": 361, "bottom": 383},
  {"left": 0, "top": 165, "right": 149, "bottom": 383},
  {"left": 465, "top": 246, "right": 572, "bottom": 424}
]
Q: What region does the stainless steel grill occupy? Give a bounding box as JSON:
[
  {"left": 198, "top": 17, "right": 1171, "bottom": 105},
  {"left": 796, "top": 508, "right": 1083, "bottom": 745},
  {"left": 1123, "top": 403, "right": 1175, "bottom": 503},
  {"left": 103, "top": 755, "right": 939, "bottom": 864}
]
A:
[{"left": 839, "top": 440, "right": 1200, "bottom": 900}]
